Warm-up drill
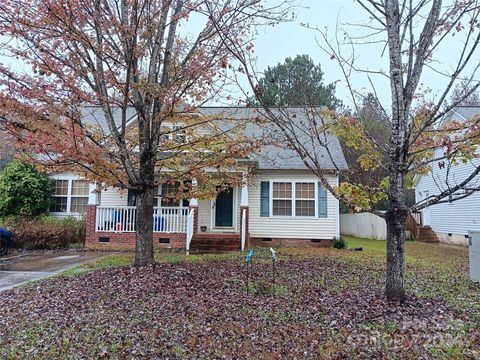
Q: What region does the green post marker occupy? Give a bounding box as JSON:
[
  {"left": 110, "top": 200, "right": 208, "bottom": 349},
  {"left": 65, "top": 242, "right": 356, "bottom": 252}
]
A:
[{"left": 245, "top": 249, "right": 254, "bottom": 294}]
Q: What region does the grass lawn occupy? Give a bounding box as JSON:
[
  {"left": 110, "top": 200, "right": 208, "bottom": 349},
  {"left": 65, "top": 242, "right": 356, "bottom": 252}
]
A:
[{"left": 1, "top": 238, "right": 478, "bottom": 359}]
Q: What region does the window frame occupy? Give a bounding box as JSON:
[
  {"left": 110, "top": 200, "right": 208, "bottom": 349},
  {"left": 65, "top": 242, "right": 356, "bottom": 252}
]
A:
[
  {"left": 269, "top": 180, "right": 318, "bottom": 218},
  {"left": 159, "top": 123, "right": 189, "bottom": 144},
  {"left": 51, "top": 178, "right": 90, "bottom": 215},
  {"left": 157, "top": 182, "right": 190, "bottom": 208},
  {"left": 295, "top": 182, "right": 316, "bottom": 217}
]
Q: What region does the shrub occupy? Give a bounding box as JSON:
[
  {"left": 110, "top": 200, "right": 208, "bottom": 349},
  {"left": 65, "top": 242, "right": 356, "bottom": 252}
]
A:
[
  {"left": 0, "top": 161, "right": 54, "bottom": 217},
  {"left": 332, "top": 237, "right": 347, "bottom": 249},
  {"left": 2, "top": 216, "right": 85, "bottom": 250}
]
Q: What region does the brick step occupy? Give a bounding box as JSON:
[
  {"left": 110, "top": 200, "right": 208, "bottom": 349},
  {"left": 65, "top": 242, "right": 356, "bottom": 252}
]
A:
[
  {"left": 192, "top": 239, "right": 239, "bottom": 246},
  {"left": 190, "top": 244, "right": 240, "bottom": 251},
  {"left": 193, "top": 233, "right": 239, "bottom": 239},
  {"left": 188, "top": 248, "right": 238, "bottom": 254},
  {"left": 190, "top": 233, "right": 241, "bottom": 252}
]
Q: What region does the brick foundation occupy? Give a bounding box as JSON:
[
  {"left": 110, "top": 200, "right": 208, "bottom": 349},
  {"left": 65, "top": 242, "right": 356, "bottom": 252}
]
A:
[
  {"left": 86, "top": 205, "right": 333, "bottom": 250},
  {"left": 251, "top": 237, "right": 333, "bottom": 248},
  {"left": 86, "top": 232, "right": 186, "bottom": 250}
]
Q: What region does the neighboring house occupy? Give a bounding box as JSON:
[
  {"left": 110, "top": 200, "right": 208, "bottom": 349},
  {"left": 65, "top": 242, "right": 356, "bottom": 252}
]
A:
[
  {"left": 50, "top": 107, "right": 347, "bottom": 251},
  {"left": 415, "top": 106, "right": 480, "bottom": 246}
]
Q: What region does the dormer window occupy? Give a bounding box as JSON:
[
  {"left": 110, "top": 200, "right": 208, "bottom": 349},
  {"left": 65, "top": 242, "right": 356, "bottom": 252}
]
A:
[
  {"left": 173, "top": 125, "right": 187, "bottom": 143},
  {"left": 160, "top": 124, "right": 187, "bottom": 144}
]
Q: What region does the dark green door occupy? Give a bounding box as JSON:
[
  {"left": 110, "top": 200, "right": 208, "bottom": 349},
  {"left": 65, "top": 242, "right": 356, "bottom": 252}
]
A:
[{"left": 215, "top": 188, "right": 233, "bottom": 227}]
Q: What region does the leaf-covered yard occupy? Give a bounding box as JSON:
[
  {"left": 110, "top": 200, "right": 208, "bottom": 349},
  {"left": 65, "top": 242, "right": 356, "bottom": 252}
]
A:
[{"left": 1, "top": 239, "right": 479, "bottom": 359}]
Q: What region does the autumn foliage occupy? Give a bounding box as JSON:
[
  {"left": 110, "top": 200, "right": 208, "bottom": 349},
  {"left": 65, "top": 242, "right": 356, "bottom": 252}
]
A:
[{"left": 0, "top": 0, "right": 287, "bottom": 265}]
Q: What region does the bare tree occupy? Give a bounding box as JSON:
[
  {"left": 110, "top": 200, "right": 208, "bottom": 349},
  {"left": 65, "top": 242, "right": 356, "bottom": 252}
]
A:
[
  {"left": 447, "top": 80, "right": 480, "bottom": 107},
  {"left": 217, "top": 0, "right": 480, "bottom": 301}
]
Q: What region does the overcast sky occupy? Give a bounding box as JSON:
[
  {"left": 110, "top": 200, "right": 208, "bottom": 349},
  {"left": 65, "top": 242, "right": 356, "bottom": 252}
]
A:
[
  {"left": 240, "top": 0, "right": 478, "bottom": 111},
  {"left": 252, "top": 0, "right": 371, "bottom": 105},
  {"left": 1, "top": 0, "right": 476, "bottom": 111}
]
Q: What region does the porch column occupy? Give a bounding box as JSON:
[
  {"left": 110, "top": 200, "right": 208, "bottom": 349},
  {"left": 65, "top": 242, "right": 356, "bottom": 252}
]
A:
[
  {"left": 88, "top": 182, "right": 99, "bottom": 205},
  {"left": 189, "top": 179, "right": 199, "bottom": 233},
  {"left": 240, "top": 172, "right": 250, "bottom": 250},
  {"left": 86, "top": 182, "right": 99, "bottom": 247}
]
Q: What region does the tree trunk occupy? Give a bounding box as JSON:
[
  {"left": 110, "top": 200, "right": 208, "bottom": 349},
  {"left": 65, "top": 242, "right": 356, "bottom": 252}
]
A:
[
  {"left": 134, "top": 186, "right": 155, "bottom": 266},
  {"left": 385, "top": 167, "right": 408, "bottom": 302},
  {"left": 134, "top": 144, "right": 156, "bottom": 266},
  {"left": 385, "top": 209, "right": 407, "bottom": 301}
]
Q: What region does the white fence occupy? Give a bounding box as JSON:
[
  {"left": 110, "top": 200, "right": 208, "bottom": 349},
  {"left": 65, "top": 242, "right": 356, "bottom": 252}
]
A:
[
  {"left": 340, "top": 213, "right": 387, "bottom": 240},
  {"left": 96, "top": 206, "right": 189, "bottom": 233}
]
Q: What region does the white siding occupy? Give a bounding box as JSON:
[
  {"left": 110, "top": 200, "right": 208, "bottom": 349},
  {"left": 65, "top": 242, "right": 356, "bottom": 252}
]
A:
[
  {"left": 416, "top": 147, "right": 480, "bottom": 237},
  {"left": 96, "top": 170, "right": 340, "bottom": 240},
  {"left": 249, "top": 170, "right": 338, "bottom": 239},
  {"left": 100, "top": 187, "right": 128, "bottom": 207}
]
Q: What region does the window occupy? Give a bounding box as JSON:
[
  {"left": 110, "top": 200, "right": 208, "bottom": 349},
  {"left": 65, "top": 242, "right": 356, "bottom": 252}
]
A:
[
  {"left": 52, "top": 179, "right": 89, "bottom": 214},
  {"left": 161, "top": 182, "right": 180, "bottom": 207},
  {"left": 159, "top": 124, "right": 187, "bottom": 144},
  {"left": 71, "top": 180, "right": 89, "bottom": 212},
  {"left": 295, "top": 183, "right": 315, "bottom": 216},
  {"left": 272, "top": 182, "right": 292, "bottom": 216},
  {"left": 271, "top": 181, "right": 317, "bottom": 217},
  {"left": 53, "top": 180, "right": 68, "bottom": 212},
  {"left": 173, "top": 125, "right": 187, "bottom": 143},
  {"left": 158, "top": 182, "right": 190, "bottom": 207}
]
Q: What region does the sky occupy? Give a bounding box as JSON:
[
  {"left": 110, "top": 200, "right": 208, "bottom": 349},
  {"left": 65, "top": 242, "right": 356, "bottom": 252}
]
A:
[
  {"left": 1, "top": 0, "right": 476, "bottom": 112},
  {"left": 239, "top": 0, "right": 479, "bottom": 111},
  {"left": 252, "top": 0, "right": 374, "bottom": 104}
]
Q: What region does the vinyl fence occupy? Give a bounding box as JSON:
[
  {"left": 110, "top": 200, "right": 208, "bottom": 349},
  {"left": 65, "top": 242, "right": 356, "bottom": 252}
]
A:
[{"left": 340, "top": 213, "right": 387, "bottom": 240}]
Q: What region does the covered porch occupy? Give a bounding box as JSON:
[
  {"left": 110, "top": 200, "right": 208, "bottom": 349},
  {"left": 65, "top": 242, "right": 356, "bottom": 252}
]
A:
[{"left": 86, "top": 176, "right": 250, "bottom": 252}]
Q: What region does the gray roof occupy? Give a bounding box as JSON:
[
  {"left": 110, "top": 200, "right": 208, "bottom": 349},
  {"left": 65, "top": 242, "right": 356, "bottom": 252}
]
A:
[
  {"left": 80, "top": 105, "right": 347, "bottom": 171},
  {"left": 199, "top": 107, "right": 347, "bottom": 171},
  {"left": 80, "top": 106, "right": 137, "bottom": 136},
  {"left": 443, "top": 106, "right": 480, "bottom": 124}
]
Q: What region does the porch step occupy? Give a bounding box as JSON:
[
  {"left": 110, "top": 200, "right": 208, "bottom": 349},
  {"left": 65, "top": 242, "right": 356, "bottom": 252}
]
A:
[{"left": 190, "top": 233, "right": 241, "bottom": 252}]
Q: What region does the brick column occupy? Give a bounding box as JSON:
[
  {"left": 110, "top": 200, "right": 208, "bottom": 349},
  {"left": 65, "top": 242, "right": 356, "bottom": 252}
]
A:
[
  {"left": 189, "top": 205, "right": 199, "bottom": 234},
  {"left": 85, "top": 205, "right": 97, "bottom": 247}
]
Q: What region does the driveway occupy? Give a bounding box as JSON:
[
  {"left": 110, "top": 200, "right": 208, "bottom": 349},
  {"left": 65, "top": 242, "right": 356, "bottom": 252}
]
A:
[{"left": 0, "top": 251, "right": 110, "bottom": 291}]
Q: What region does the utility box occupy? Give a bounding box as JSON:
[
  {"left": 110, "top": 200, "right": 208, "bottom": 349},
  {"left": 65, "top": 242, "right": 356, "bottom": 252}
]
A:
[{"left": 468, "top": 231, "right": 480, "bottom": 282}]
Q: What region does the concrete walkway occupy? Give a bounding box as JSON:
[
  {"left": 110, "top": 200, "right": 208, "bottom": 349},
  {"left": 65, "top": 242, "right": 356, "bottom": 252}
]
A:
[{"left": 0, "top": 251, "right": 110, "bottom": 291}]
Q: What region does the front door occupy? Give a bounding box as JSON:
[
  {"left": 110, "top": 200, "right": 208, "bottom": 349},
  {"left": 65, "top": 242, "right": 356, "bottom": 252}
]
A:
[{"left": 215, "top": 187, "right": 234, "bottom": 227}]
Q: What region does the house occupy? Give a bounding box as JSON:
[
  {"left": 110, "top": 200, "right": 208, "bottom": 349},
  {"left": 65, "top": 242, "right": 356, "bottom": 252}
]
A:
[
  {"left": 50, "top": 106, "right": 347, "bottom": 251},
  {"left": 414, "top": 106, "right": 480, "bottom": 246}
]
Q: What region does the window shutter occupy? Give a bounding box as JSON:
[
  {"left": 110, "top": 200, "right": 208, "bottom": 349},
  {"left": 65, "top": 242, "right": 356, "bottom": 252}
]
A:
[
  {"left": 318, "top": 183, "right": 327, "bottom": 218},
  {"left": 260, "top": 181, "right": 270, "bottom": 217},
  {"left": 127, "top": 189, "right": 137, "bottom": 207}
]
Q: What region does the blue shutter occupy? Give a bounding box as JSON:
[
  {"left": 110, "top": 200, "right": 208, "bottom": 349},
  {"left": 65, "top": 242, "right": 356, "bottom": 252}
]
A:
[
  {"left": 318, "top": 183, "right": 327, "bottom": 218},
  {"left": 127, "top": 189, "right": 137, "bottom": 207},
  {"left": 260, "top": 181, "right": 270, "bottom": 217}
]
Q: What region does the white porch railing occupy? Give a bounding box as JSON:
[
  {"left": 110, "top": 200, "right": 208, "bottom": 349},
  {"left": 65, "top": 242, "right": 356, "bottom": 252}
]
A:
[
  {"left": 185, "top": 208, "right": 195, "bottom": 254},
  {"left": 96, "top": 206, "right": 189, "bottom": 233}
]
